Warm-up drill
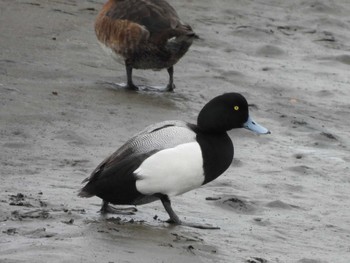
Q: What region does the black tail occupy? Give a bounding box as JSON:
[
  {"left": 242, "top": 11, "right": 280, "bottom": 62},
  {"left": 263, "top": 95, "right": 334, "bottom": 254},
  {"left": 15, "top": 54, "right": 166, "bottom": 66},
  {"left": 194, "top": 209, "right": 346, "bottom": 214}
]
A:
[
  {"left": 187, "top": 32, "right": 199, "bottom": 39},
  {"left": 77, "top": 186, "right": 94, "bottom": 198}
]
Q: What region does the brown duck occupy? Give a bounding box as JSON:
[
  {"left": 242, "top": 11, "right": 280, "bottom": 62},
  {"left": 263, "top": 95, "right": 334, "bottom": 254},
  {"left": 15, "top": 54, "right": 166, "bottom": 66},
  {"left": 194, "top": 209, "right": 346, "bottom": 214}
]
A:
[{"left": 95, "top": 0, "right": 198, "bottom": 91}]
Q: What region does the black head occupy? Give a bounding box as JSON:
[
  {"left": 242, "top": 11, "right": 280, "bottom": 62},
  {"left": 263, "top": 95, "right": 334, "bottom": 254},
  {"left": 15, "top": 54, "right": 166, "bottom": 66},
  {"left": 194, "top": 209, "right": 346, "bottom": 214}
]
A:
[{"left": 197, "top": 93, "right": 249, "bottom": 133}]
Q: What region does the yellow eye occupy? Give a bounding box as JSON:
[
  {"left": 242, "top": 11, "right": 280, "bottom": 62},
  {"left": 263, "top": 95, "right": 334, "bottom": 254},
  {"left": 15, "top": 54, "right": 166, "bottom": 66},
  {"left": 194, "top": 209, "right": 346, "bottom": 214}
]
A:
[{"left": 234, "top": 106, "right": 239, "bottom": 111}]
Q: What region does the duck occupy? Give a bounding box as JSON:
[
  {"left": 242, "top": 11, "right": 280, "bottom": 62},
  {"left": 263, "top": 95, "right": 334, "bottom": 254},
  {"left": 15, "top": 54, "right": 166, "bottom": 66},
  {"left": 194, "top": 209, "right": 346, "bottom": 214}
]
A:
[
  {"left": 78, "top": 93, "right": 270, "bottom": 229},
  {"left": 94, "top": 0, "right": 198, "bottom": 91}
]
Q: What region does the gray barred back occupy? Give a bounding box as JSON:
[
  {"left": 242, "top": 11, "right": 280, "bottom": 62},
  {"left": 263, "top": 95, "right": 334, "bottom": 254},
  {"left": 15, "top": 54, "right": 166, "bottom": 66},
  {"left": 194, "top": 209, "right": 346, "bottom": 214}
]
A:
[{"left": 83, "top": 120, "right": 197, "bottom": 183}]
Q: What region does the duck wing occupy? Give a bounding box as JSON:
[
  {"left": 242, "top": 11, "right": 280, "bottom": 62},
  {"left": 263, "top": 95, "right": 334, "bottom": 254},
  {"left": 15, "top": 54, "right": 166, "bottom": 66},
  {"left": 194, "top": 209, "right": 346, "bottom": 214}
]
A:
[
  {"left": 106, "top": 0, "right": 181, "bottom": 33},
  {"left": 80, "top": 121, "right": 197, "bottom": 186}
]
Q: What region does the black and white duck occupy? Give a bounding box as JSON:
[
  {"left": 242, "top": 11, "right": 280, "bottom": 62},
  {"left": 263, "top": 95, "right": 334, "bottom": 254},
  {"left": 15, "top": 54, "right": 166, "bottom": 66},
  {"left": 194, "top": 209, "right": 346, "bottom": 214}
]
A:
[{"left": 79, "top": 93, "right": 270, "bottom": 229}]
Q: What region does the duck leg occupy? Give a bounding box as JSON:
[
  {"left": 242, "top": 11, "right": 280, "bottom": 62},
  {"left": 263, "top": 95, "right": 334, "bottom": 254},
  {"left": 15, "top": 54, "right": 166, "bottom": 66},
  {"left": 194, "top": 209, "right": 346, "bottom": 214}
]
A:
[
  {"left": 123, "top": 64, "right": 174, "bottom": 92},
  {"left": 166, "top": 66, "right": 175, "bottom": 92},
  {"left": 159, "top": 195, "right": 181, "bottom": 224},
  {"left": 100, "top": 200, "right": 137, "bottom": 215},
  {"left": 159, "top": 195, "right": 220, "bottom": 230},
  {"left": 125, "top": 63, "right": 139, "bottom": 91}
]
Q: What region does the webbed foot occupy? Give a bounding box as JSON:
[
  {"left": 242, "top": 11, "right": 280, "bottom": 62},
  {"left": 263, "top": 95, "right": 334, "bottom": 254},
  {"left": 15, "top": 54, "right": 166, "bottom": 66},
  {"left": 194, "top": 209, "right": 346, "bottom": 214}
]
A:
[
  {"left": 100, "top": 201, "right": 137, "bottom": 215},
  {"left": 166, "top": 218, "right": 220, "bottom": 230}
]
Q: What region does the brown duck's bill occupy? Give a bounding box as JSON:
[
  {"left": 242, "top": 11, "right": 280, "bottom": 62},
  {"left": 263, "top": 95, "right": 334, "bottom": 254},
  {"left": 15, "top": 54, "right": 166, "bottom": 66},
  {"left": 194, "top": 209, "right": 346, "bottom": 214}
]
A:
[{"left": 243, "top": 116, "right": 271, "bottom": 134}]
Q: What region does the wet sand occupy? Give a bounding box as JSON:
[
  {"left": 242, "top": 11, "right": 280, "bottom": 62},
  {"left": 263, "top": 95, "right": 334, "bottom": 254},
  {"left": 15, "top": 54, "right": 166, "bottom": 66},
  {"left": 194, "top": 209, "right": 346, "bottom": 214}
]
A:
[{"left": 1, "top": 0, "right": 350, "bottom": 262}]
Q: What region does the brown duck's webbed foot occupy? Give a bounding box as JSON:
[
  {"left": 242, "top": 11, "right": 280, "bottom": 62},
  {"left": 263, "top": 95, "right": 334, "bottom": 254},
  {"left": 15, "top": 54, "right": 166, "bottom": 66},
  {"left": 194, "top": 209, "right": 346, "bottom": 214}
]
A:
[
  {"left": 138, "top": 85, "right": 174, "bottom": 92},
  {"left": 100, "top": 201, "right": 137, "bottom": 215},
  {"left": 165, "top": 84, "right": 176, "bottom": 92},
  {"left": 124, "top": 83, "right": 139, "bottom": 91},
  {"left": 159, "top": 195, "right": 220, "bottom": 230}
]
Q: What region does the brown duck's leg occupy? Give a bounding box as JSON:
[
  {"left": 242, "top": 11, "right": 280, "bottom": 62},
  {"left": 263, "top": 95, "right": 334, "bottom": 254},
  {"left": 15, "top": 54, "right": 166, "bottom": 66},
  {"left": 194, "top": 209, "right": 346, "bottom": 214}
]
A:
[
  {"left": 125, "top": 63, "right": 139, "bottom": 90},
  {"left": 100, "top": 200, "right": 137, "bottom": 215},
  {"left": 159, "top": 195, "right": 220, "bottom": 230},
  {"left": 122, "top": 64, "right": 174, "bottom": 92},
  {"left": 166, "top": 66, "right": 175, "bottom": 92}
]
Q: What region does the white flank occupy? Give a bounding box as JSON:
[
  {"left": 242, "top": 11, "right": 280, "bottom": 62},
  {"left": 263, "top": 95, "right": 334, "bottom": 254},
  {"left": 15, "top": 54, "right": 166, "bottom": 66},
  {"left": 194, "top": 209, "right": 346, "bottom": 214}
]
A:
[{"left": 135, "top": 142, "right": 204, "bottom": 197}]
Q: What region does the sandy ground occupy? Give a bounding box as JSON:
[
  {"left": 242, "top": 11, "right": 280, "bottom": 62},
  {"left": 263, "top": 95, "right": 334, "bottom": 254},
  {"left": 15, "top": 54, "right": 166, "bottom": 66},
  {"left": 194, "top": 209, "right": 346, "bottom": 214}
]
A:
[{"left": 1, "top": 0, "right": 350, "bottom": 262}]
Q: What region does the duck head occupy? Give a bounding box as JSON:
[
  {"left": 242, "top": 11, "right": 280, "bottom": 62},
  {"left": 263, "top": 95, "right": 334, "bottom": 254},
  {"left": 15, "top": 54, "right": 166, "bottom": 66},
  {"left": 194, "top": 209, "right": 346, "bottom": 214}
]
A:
[{"left": 197, "top": 93, "right": 270, "bottom": 134}]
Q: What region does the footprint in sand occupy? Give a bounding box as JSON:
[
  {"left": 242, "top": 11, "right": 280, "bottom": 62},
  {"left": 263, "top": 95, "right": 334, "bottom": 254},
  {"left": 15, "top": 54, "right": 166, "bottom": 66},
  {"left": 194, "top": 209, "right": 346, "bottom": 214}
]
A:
[
  {"left": 23, "top": 228, "right": 56, "bottom": 238},
  {"left": 53, "top": 130, "right": 90, "bottom": 146},
  {"left": 265, "top": 200, "right": 301, "bottom": 210},
  {"left": 297, "top": 258, "right": 329, "bottom": 263},
  {"left": 308, "top": 131, "right": 338, "bottom": 148},
  {"left": 256, "top": 45, "right": 285, "bottom": 58},
  {"left": 335, "top": 55, "right": 350, "bottom": 65},
  {"left": 208, "top": 196, "right": 258, "bottom": 214},
  {"left": 288, "top": 165, "right": 313, "bottom": 175},
  {"left": 319, "top": 54, "right": 350, "bottom": 65},
  {"left": 3, "top": 142, "right": 31, "bottom": 149}
]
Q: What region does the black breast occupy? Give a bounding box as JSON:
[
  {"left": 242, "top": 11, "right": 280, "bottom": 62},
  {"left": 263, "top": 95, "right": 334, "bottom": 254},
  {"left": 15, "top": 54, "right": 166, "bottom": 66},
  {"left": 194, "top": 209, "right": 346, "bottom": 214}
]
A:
[{"left": 196, "top": 132, "right": 234, "bottom": 185}]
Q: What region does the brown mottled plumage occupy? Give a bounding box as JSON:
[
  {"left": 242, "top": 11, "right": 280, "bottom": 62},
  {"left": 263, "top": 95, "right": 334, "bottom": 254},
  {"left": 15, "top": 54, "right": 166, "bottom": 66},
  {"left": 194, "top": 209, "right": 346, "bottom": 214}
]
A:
[{"left": 95, "top": 0, "right": 198, "bottom": 91}]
